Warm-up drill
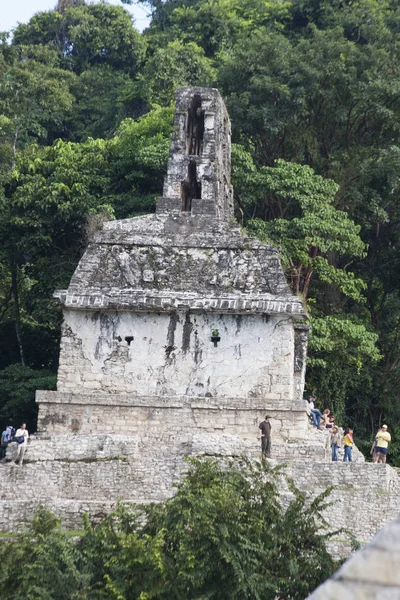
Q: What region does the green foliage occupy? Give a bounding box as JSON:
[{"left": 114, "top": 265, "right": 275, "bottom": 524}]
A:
[
  {"left": 134, "top": 40, "right": 216, "bottom": 106},
  {"left": 0, "top": 42, "right": 76, "bottom": 149},
  {"left": 309, "top": 315, "right": 381, "bottom": 371},
  {"left": 13, "top": 3, "right": 146, "bottom": 75},
  {"left": 240, "top": 158, "right": 381, "bottom": 428},
  {"left": 0, "top": 507, "right": 89, "bottom": 600},
  {"left": 306, "top": 314, "right": 381, "bottom": 422},
  {"left": 68, "top": 65, "right": 136, "bottom": 140},
  {"left": 145, "top": 0, "right": 291, "bottom": 57},
  {"left": 0, "top": 458, "right": 341, "bottom": 599},
  {"left": 1, "top": 0, "right": 400, "bottom": 450},
  {"left": 143, "top": 457, "right": 339, "bottom": 600},
  {"left": 109, "top": 105, "right": 174, "bottom": 215},
  {"left": 10, "top": 137, "right": 113, "bottom": 231},
  {"left": 0, "top": 364, "right": 56, "bottom": 432},
  {"left": 247, "top": 160, "right": 366, "bottom": 300}
]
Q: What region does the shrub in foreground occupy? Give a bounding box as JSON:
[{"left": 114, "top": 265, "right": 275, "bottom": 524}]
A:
[{"left": 0, "top": 458, "right": 342, "bottom": 599}]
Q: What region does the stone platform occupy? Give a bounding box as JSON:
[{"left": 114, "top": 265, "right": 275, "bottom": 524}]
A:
[{"left": 1, "top": 428, "right": 398, "bottom": 559}]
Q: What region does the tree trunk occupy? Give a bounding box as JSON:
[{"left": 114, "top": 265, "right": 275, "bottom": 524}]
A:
[
  {"left": 10, "top": 262, "right": 26, "bottom": 367},
  {"left": 301, "top": 245, "right": 319, "bottom": 300}
]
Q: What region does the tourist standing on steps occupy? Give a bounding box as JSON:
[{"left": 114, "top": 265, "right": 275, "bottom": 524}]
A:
[
  {"left": 331, "top": 427, "right": 341, "bottom": 461},
  {"left": 373, "top": 424, "right": 391, "bottom": 464},
  {"left": 259, "top": 415, "right": 272, "bottom": 458},
  {"left": 370, "top": 427, "right": 381, "bottom": 461},
  {"left": 14, "top": 423, "right": 29, "bottom": 466},
  {"left": 343, "top": 428, "right": 353, "bottom": 462},
  {"left": 0, "top": 424, "right": 14, "bottom": 462}
]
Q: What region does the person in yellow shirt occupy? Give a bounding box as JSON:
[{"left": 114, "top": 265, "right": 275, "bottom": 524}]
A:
[
  {"left": 343, "top": 428, "right": 353, "bottom": 462},
  {"left": 373, "top": 424, "right": 391, "bottom": 464}
]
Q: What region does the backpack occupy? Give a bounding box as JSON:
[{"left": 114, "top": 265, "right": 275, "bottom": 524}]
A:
[{"left": 15, "top": 436, "right": 25, "bottom": 444}]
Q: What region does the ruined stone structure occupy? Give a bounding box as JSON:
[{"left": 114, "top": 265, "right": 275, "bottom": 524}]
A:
[
  {"left": 1, "top": 88, "right": 400, "bottom": 559},
  {"left": 37, "top": 86, "right": 310, "bottom": 451}
]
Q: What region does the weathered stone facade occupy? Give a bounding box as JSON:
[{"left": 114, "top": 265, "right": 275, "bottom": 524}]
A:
[
  {"left": 38, "top": 86, "right": 309, "bottom": 444},
  {"left": 1, "top": 87, "right": 399, "bottom": 564}
]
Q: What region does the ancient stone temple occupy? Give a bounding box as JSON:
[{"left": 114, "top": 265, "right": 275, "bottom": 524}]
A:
[
  {"left": 37, "top": 86, "right": 310, "bottom": 454},
  {"left": 2, "top": 88, "right": 400, "bottom": 556}
]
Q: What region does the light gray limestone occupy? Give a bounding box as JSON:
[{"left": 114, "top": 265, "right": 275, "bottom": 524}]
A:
[
  {"left": 1, "top": 437, "right": 400, "bottom": 560},
  {"left": 308, "top": 516, "right": 400, "bottom": 598},
  {"left": 38, "top": 86, "right": 309, "bottom": 442}
]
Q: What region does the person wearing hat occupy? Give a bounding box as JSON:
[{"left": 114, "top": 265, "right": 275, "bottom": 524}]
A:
[
  {"left": 259, "top": 415, "right": 272, "bottom": 458},
  {"left": 373, "top": 424, "right": 391, "bottom": 464}
]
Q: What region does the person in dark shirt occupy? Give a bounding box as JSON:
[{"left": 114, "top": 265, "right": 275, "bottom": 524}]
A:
[{"left": 259, "top": 415, "right": 272, "bottom": 458}]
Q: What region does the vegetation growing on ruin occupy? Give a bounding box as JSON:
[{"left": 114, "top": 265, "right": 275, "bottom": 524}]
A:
[
  {"left": 0, "top": 458, "right": 341, "bottom": 599},
  {"left": 1, "top": 0, "right": 400, "bottom": 461}
]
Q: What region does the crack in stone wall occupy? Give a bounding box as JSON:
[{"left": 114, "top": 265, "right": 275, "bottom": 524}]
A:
[{"left": 56, "top": 311, "right": 296, "bottom": 400}]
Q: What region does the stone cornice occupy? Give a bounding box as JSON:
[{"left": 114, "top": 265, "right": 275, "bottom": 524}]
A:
[
  {"left": 36, "top": 390, "right": 307, "bottom": 412},
  {"left": 53, "top": 289, "right": 307, "bottom": 317}
]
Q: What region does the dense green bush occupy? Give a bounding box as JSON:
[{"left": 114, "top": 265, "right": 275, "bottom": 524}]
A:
[{"left": 0, "top": 458, "right": 342, "bottom": 599}]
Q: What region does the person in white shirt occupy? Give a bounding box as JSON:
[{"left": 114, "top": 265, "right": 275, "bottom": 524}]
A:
[
  {"left": 306, "top": 395, "right": 323, "bottom": 428},
  {"left": 14, "top": 423, "right": 29, "bottom": 466}
]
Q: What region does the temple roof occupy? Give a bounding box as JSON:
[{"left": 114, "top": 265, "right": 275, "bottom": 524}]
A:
[{"left": 55, "top": 87, "right": 307, "bottom": 319}]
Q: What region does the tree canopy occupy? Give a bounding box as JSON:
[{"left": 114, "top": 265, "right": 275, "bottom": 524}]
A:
[{"left": 1, "top": 0, "right": 400, "bottom": 460}]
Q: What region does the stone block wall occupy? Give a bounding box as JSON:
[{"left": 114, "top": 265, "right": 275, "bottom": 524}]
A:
[
  {"left": 1, "top": 436, "right": 399, "bottom": 560},
  {"left": 277, "top": 461, "right": 400, "bottom": 558},
  {"left": 308, "top": 516, "right": 400, "bottom": 597},
  {"left": 56, "top": 311, "right": 296, "bottom": 401},
  {"left": 67, "top": 243, "right": 291, "bottom": 297},
  {"left": 36, "top": 391, "right": 311, "bottom": 458}
]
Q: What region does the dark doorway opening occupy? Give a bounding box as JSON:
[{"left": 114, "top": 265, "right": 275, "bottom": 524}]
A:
[
  {"left": 186, "top": 95, "right": 205, "bottom": 156},
  {"left": 181, "top": 160, "right": 201, "bottom": 212}
]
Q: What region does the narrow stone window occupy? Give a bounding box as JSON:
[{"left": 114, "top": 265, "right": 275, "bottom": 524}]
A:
[
  {"left": 181, "top": 160, "right": 201, "bottom": 212},
  {"left": 186, "top": 95, "right": 204, "bottom": 156},
  {"left": 125, "top": 336, "right": 134, "bottom": 345}
]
